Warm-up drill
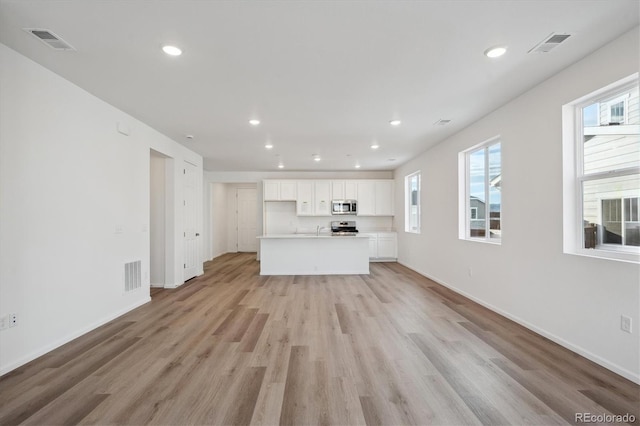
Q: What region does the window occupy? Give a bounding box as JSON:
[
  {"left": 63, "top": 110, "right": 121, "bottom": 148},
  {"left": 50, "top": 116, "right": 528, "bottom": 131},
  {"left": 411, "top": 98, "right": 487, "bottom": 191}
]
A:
[
  {"left": 470, "top": 207, "right": 478, "bottom": 220},
  {"left": 405, "top": 171, "right": 420, "bottom": 233},
  {"left": 562, "top": 73, "right": 640, "bottom": 262},
  {"left": 601, "top": 197, "right": 640, "bottom": 246},
  {"left": 459, "top": 137, "right": 501, "bottom": 243},
  {"left": 605, "top": 93, "right": 629, "bottom": 124}
]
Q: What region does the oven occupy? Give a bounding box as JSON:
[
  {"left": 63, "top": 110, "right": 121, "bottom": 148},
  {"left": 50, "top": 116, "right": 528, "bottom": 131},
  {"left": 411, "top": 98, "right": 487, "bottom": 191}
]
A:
[{"left": 331, "top": 221, "right": 359, "bottom": 236}]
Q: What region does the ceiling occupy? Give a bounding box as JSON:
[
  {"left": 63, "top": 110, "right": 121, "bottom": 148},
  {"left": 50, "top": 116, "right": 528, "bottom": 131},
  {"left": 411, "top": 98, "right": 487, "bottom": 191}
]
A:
[{"left": 1, "top": 1, "right": 638, "bottom": 172}]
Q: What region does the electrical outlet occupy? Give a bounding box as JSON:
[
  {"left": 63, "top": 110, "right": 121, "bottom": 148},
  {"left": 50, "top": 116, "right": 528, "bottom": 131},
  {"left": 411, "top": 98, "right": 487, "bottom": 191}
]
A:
[
  {"left": 9, "top": 313, "right": 17, "bottom": 328},
  {"left": 0, "top": 315, "right": 8, "bottom": 330},
  {"left": 621, "top": 315, "right": 632, "bottom": 333}
]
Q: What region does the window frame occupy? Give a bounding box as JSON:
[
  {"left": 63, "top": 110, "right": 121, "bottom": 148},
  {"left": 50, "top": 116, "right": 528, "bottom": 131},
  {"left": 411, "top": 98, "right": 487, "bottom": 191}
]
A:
[
  {"left": 458, "top": 135, "right": 502, "bottom": 244},
  {"left": 562, "top": 73, "right": 640, "bottom": 263},
  {"left": 404, "top": 171, "right": 421, "bottom": 234}
]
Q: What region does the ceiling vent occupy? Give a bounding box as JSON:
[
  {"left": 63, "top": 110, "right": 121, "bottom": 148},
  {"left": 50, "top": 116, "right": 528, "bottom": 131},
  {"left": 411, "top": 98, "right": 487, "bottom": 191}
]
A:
[
  {"left": 23, "top": 28, "right": 75, "bottom": 51},
  {"left": 528, "top": 32, "right": 571, "bottom": 53}
]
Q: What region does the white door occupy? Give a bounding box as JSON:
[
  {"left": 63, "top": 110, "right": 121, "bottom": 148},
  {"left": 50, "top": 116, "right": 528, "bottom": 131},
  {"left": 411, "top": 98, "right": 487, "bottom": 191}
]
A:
[
  {"left": 237, "top": 188, "right": 258, "bottom": 252},
  {"left": 183, "top": 161, "right": 198, "bottom": 281}
]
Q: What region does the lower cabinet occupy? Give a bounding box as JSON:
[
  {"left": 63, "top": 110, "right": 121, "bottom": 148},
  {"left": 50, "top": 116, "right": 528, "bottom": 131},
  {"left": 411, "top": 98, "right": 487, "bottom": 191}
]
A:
[{"left": 363, "top": 232, "right": 397, "bottom": 261}]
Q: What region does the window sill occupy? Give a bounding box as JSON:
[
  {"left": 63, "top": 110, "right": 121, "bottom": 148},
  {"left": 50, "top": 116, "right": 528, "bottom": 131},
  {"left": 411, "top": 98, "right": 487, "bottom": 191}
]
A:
[
  {"left": 460, "top": 237, "right": 501, "bottom": 246},
  {"left": 565, "top": 248, "right": 639, "bottom": 264}
]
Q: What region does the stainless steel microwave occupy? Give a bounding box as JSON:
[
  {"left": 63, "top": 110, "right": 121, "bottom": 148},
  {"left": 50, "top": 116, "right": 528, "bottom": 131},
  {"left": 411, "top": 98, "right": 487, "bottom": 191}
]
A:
[{"left": 331, "top": 200, "right": 357, "bottom": 215}]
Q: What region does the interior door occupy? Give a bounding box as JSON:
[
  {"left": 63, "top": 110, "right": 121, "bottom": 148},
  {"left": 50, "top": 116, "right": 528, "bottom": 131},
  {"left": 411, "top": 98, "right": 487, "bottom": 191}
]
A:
[
  {"left": 183, "top": 161, "right": 198, "bottom": 280},
  {"left": 237, "top": 188, "right": 258, "bottom": 252}
]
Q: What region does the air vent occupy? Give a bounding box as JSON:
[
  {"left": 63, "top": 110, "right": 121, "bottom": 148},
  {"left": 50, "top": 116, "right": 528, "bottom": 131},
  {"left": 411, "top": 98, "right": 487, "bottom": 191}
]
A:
[
  {"left": 23, "top": 28, "right": 75, "bottom": 51},
  {"left": 433, "top": 119, "right": 452, "bottom": 126},
  {"left": 124, "top": 261, "right": 142, "bottom": 292},
  {"left": 528, "top": 32, "right": 571, "bottom": 53}
]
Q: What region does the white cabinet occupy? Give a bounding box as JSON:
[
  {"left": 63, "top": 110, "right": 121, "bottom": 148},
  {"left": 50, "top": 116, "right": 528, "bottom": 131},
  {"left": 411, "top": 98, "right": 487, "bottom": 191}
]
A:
[
  {"left": 357, "top": 180, "right": 393, "bottom": 216},
  {"left": 361, "top": 233, "right": 378, "bottom": 258},
  {"left": 357, "top": 181, "right": 376, "bottom": 215},
  {"left": 296, "top": 181, "right": 313, "bottom": 216},
  {"left": 377, "top": 232, "right": 398, "bottom": 259},
  {"left": 314, "top": 181, "right": 331, "bottom": 216},
  {"left": 263, "top": 180, "right": 297, "bottom": 201},
  {"left": 280, "top": 181, "right": 297, "bottom": 200},
  {"left": 375, "top": 181, "right": 394, "bottom": 216},
  {"left": 365, "top": 232, "right": 397, "bottom": 261},
  {"left": 331, "top": 180, "right": 358, "bottom": 200},
  {"left": 265, "top": 179, "right": 392, "bottom": 216}
]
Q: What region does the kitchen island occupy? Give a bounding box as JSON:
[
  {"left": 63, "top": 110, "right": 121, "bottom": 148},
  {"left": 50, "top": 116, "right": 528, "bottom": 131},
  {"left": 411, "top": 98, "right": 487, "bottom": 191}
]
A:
[{"left": 258, "top": 234, "right": 369, "bottom": 275}]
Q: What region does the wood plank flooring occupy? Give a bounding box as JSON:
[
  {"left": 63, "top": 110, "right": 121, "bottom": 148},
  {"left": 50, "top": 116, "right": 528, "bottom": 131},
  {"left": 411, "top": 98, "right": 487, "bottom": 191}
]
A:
[{"left": 0, "top": 253, "right": 638, "bottom": 425}]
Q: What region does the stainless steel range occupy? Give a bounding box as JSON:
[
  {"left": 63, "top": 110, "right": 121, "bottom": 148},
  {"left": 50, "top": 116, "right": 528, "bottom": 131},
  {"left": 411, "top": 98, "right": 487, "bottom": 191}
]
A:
[{"left": 331, "top": 220, "right": 359, "bottom": 236}]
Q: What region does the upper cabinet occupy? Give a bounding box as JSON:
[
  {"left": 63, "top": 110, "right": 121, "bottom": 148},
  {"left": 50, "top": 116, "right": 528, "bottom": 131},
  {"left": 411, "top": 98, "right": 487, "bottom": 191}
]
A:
[
  {"left": 314, "top": 181, "right": 332, "bottom": 216},
  {"left": 296, "top": 181, "right": 314, "bottom": 215},
  {"left": 331, "top": 180, "right": 357, "bottom": 200},
  {"left": 357, "top": 180, "right": 394, "bottom": 216},
  {"left": 374, "top": 180, "right": 394, "bottom": 216},
  {"left": 356, "top": 181, "right": 376, "bottom": 215},
  {"left": 263, "top": 179, "right": 393, "bottom": 216},
  {"left": 264, "top": 180, "right": 297, "bottom": 201}
]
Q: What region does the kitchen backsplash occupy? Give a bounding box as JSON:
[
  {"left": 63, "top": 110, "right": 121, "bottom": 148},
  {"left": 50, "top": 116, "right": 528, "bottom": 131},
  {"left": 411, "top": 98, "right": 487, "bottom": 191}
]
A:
[{"left": 264, "top": 201, "right": 393, "bottom": 234}]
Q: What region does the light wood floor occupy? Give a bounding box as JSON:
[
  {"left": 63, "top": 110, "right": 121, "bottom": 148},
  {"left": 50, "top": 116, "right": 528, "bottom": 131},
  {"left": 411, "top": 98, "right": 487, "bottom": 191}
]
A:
[{"left": 0, "top": 253, "right": 638, "bottom": 425}]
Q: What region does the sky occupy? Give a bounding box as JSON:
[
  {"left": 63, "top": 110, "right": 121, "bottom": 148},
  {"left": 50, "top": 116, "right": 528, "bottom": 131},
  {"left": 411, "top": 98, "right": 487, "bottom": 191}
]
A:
[{"left": 469, "top": 142, "right": 501, "bottom": 205}]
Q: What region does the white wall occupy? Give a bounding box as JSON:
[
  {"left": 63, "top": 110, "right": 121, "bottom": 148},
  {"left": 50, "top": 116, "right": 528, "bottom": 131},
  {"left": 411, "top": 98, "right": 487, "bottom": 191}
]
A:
[
  {"left": 394, "top": 27, "right": 640, "bottom": 383},
  {"left": 0, "top": 43, "right": 203, "bottom": 374}
]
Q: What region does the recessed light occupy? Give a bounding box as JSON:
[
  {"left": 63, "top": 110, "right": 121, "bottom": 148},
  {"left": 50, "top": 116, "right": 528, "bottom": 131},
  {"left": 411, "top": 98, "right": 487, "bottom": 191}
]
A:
[
  {"left": 484, "top": 46, "right": 507, "bottom": 58},
  {"left": 249, "top": 119, "right": 260, "bottom": 126},
  {"left": 387, "top": 158, "right": 397, "bottom": 162},
  {"left": 355, "top": 164, "right": 361, "bottom": 169},
  {"left": 162, "top": 45, "right": 182, "bottom": 56},
  {"left": 312, "top": 154, "right": 321, "bottom": 162},
  {"left": 278, "top": 164, "right": 284, "bottom": 169},
  {"left": 389, "top": 119, "right": 401, "bottom": 126},
  {"left": 265, "top": 143, "right": 273, "bottom": 149},
  {"left": 185, "top": 134, "right": 195, "bottom": 140},
  {"left": 371, "top": 143, "right": 380, "bottom": 150}
]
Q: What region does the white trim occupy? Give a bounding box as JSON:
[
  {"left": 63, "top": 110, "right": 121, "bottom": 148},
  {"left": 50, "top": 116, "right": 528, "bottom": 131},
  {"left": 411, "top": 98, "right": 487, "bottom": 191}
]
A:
[
  {"left": 396, "top": 260, "right": 640, "bottom": 384},
  {"left": 562, "top": 73, "right": 640, "bottom": 263},
  {"left": 404, "top": 171, "right": 421, "bottom": 234},
  {"left": 459, "top": 135, "right": 502, "bottom": 243},
  {"left": 0, "top": 297, "right": 151, "bottom": 376}
]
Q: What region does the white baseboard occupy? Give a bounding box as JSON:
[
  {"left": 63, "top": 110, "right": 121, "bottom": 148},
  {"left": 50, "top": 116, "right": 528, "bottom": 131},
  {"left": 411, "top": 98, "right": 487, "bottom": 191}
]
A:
[
  {"left": 0, "top": 297, "right": 151, "bottom": 376},
  {"left": 397, "top": 260, "right": 640, "bottom": 385}
]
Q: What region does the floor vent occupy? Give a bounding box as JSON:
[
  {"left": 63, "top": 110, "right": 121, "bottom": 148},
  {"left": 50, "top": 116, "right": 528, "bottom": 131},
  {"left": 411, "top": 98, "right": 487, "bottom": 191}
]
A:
[
  {"left": 124, "top": 261, "right": 142, "bottom": 292},
  {"left": 23, "top": 28, "right": 75, "bottom": 51},
  {"left": 528, "top": 32, "right": 571, "bottom": 53}
]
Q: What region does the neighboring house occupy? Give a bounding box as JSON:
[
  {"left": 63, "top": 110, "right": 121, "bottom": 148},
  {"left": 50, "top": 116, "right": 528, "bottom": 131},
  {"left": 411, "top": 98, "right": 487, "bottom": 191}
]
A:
[
  {"left": 470, "top": 196, "right": 487, "bottom": 236},
  {"left": 470, "top": 180, "right": 502, "bottom": 238},
  {"left": 582, "top": 84, "right": 640, "bottom": 248}
]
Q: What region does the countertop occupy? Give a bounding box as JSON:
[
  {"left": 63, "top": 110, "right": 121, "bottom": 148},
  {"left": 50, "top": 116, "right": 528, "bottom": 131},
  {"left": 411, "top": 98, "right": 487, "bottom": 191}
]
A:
[{"left": 258, "top": 234, "right": 369, "bottom": 239}]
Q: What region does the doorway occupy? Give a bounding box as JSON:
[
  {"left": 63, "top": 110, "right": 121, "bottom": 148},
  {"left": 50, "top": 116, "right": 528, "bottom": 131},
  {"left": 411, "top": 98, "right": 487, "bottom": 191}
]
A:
[
  {"left": 237, "top": 188, "right": 258, "bottom": 252},
  {"left": 150, "top": 150, "right": 170, "bottom": 288}
]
